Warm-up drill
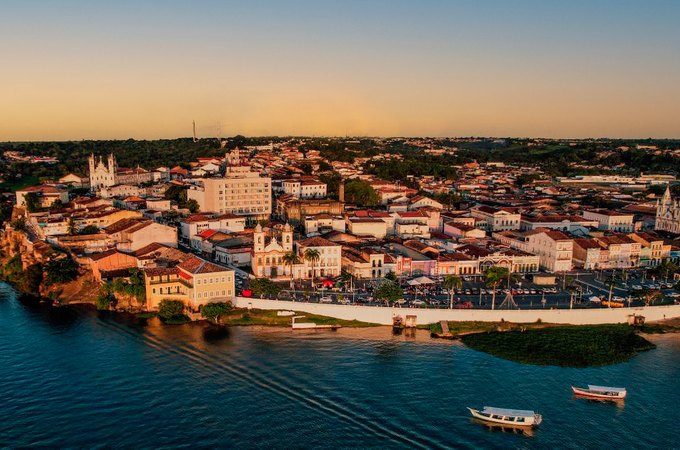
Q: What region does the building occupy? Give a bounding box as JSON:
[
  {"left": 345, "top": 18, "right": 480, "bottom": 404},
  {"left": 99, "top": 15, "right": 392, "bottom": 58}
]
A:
[
  {"left": 16, "top": 184, "right": 69, "bottom": 209},
  {"left": 341, "top": 247, "right": 396, "bottom": 279},
  {"left": 524, "top": 229, "right": 573, "bottom": 272},
  {"left": 520, "top": 214, "right": 599, "bottom": 232},
  {"left": 583, "top": 209, "right": 634, "bottom": 233},
  {"left": 443, "top": 221, "right": 486, "bottom": 239},
  {"left": 88, "top": 153, "right": 155, "bottom": 191},
  {"left": 282, "top": 178, "right": 327, "bottom": 199},
  {"left": 304, "top": 214, "right": 346, "bottom": 236},
  {"left": 470, "top": 205, "right": 521, "bottom": 231},
  {"left": 250, "top": 224, "right": 342, "bottom": 279},
  {"left": 655, "top": 186, "right": 680, "bottom": 234},
  {"left": 628, "top": 232, "right": 671, "bottom": 267},
  {"left": 104, "top": 218, "right": 178, "bottom": 252},
  {"left": 277, "top": 196, "right": 344, "bottom": 221},
  {"left": 394, "top": 211, "right": 431, "bottom": 239},
  {"left": 179, "top": 213, "right": 246, "bottom": 243},
  {"left": 144, "top": 256, "right": 235, "bottom": 311},
  {"left": 187, "top": 165, "right": 272, "bottom": 220}
]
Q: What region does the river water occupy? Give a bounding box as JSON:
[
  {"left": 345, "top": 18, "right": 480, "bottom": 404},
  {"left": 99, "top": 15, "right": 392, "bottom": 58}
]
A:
[{"left": 1, "top": 282, "right": 678, "bottom": 449}]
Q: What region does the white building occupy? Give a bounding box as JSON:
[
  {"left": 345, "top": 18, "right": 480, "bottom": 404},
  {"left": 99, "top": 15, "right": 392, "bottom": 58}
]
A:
[
  {"left": 470, "top": 205, "right": 521, "bottom": 231},
  {"left": 655, "top": 186, "right": 680, "bottom": 234},
  {"left": 583, "top": 209, "right": 634, "bottom": 233},
  {"left": 187, "top": 165, "right": 272, "bottom": 220},
  {"left": 179, "top": 213, "right": 246, "bottom": 243},
  {"left": 304, "top": 214, "right": 346, "bottom": 236},
  {"left": 524, "top": 229, "right": 573, "bottom": 273},
  {"left": 283, "top": 179, "right": 327, "bottom": 199}
]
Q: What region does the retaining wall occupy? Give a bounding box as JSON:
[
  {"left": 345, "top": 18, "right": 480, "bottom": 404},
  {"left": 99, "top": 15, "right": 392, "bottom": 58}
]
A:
[{"left": 231, "top": 297, "right": 680, "bottom": 326}]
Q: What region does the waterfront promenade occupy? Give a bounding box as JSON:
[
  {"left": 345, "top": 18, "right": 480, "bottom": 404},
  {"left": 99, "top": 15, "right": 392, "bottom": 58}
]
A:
[{"left": 232, "top": 297, "right": 680, "bottom": 326}]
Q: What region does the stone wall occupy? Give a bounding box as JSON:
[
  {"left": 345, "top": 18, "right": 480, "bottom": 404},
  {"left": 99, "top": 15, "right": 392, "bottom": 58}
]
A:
[{"left": 231, "top": 297, "right": 680, "bottom": 326}]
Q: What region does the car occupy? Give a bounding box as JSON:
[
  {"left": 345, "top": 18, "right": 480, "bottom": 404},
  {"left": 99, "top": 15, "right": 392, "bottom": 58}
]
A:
[
  {"left": 667, "top": 292, "right": 680, "bottom": 298},
  {"left": 464, "top": 289, "right": 471, "bottom": 295},
  {"left": 319, "top": 296, "right": 333, "bottom": 303},
  {"left": 337, "top": 297, "right": 351, "bottom": 305},
  {"left": 632, "top": 285, "right": 643, "bottom": 290},
  {"left": 412, "top": 299, "right": 426, "bottom": 306},
  {"left": 588, "top": 296, "right": 602, "bottom": 303},
  {"left": 394, "top": 298, "right": 407, "bottom": 305},
  {"left": 530, "top": 289, "right": 537, "bottom": 295},
  {"left": 480, "top": 289, "right": 487, "bottom": 295}
]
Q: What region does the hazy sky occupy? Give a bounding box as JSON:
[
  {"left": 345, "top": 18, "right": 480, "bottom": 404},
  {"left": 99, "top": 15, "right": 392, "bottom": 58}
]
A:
[{"left": 2, "top": 0, "right": 680, "bottom": 140}]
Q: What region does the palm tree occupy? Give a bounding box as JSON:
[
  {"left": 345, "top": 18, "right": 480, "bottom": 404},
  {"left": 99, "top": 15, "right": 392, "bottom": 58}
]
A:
[
  {"left": 484, "top": 266, "right": 510, "bottom": 310},
  {"left": 442, "top": 275, "right": 463, "bottom": 309},
  {"left": 282, "top": 251, "right": 301, "bottom": 280},
  {"left": 304, "top": 248, "right": 320, "bottom": 288}
]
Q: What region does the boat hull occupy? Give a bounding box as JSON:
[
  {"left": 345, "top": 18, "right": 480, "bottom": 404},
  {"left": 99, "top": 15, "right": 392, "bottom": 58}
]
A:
[
  {"left": 571, "top": 386, "right": 626, "bottom": 399},
  {"left": 467, "top": 408, "right": 540, "bottom": 427}
]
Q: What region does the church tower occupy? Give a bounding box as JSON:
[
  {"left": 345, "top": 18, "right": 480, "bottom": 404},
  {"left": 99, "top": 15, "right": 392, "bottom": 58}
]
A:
[
  {"left": 253, "top": 224, "right": 265, "bottom": 253},
  {"left": 282, "top": 223, "right": 293, "bottom": 252}
]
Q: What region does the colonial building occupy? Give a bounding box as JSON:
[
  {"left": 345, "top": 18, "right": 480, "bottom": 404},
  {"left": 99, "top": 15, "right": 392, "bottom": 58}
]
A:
[
  {"left": 251, "top": 224, "right": 341, "bottom": 279},
  {"left": 88, "top": 153, "right": 155, "bottom": 191},
  {"left": 655, "top": 186, "right": 680, "bottom": 234},
  {"left": 143, "top": 256, "right": 235, "bottom": 311}
]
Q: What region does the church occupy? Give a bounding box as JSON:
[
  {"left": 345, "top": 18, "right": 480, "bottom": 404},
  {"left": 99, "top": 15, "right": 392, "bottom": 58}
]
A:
[
  {"left": 655, "top": 186, "right": 680, "bottom": 234},
  {"left": 88, "top": 153, "right": 155, "bottom": 191}
]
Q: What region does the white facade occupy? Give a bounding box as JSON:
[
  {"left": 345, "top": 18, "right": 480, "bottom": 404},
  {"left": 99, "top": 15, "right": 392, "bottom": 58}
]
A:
[
  {"left": 525, "top": 230, "right": 573, "bottom": 273},
  {"left": 187, "top": 166, "right": 272, "bottom": 219},
  {"left": 583, "top": 209, "right": 634, "bottom": 233},
  {"left": 179, "top": 214, "right": 247, "bottom": 242}
]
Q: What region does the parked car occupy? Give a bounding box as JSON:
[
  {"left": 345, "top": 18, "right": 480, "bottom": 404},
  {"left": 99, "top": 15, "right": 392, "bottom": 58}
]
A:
[
  {"left": 412, "top": 299, "right": 426, "bottom": 306},
  {"left": 337, "top": 297, "right": 350, "bottom": 305},
  {"left": 319, "top": 296, "right": 333, "bottom": 303}
]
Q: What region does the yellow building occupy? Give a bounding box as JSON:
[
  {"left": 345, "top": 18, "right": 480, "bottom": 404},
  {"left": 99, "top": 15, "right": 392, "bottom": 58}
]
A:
[{"left": 144, "top": 255, "right": 235, "bottom": 311}]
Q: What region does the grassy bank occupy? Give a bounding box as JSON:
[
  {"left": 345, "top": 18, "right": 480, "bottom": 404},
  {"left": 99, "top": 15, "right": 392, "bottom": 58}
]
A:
[
  {"left": 215, "top": 308, "right": 377, "bottom": 328},
  {"left": 461, "top": 324, "right": 656, "bottom": 367}
]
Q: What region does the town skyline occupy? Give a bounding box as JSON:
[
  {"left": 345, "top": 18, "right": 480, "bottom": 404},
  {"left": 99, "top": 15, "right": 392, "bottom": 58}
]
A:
[{"left": 3, "top": 1, "right": 680, "bottom": 140}]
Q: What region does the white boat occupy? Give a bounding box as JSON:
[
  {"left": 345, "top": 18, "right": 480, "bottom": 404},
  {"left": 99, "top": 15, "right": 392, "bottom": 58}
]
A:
[
  {"left": 572, "top": 385, "right": 627, "bottom": 400},
  {"left": 291, "top": 316, "right": 340, "bottom": 330},
  {"left": 467, "top": 406, "right": 542, "bottom": 427}
]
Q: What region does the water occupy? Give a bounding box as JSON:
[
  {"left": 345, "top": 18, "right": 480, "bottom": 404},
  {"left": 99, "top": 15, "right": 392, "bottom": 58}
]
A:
[{"left": 1, "top": 283, "right": 679, "bottom": 449}]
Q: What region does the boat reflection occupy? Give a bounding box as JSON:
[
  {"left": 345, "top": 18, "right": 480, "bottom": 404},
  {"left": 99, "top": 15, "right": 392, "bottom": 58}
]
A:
[
  {"left": 573, "top": 395, "right": 625, "bottom": 410},
  {"left": 471, "top": 418, "right": 536, "bottom": 437}
]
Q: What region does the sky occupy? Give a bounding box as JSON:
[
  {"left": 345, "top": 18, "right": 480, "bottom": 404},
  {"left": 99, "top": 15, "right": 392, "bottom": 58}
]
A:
[{"left": 1, "top": 0, "right": 680, "bottom": 140}]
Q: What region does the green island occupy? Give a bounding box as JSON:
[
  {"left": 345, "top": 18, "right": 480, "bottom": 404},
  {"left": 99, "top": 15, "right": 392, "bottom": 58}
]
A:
[{"left": 458, "top": 324, "right": 656, "bottom": 368}]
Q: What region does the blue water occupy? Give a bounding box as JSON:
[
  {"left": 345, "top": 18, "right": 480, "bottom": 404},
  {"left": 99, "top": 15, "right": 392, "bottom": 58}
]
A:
[{"left": 1, "top": 282, "right": 679, "bottom": 449}]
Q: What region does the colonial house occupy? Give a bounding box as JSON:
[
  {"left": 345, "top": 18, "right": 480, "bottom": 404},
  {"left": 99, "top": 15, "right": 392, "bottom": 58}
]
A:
[
  {"left": 470, "top": 205, "right": 521, "bottom": 231},
  {"left": 144, "top": 256, "right": 235, "bottom": 311},
  {"left": 104, "top": 218, "right": 178, "bottom": 252}
]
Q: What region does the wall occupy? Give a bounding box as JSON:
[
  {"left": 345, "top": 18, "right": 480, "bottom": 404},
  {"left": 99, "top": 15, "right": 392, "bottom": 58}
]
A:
[{"left": 231, "top": 297, "right": 680, "bottom": 326}]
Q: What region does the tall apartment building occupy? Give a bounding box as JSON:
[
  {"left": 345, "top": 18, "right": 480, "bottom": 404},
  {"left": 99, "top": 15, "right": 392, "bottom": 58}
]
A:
[{"left": 187, "top": 165, "right": 272, "bottom": 220}]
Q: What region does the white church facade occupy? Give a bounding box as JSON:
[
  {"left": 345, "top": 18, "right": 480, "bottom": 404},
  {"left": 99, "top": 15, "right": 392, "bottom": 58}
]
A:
[
  {"left": 655, "top": 186, "right": 680, "bottom": 234},
  {"left": 88, "top": 153, "right": 156, "bottom": 191}
]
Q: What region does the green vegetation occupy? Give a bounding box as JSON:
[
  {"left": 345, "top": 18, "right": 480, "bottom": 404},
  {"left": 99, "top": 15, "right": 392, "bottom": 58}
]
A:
[
  {"left": 43, "top": 255, "right": 79, "bottom": 286},
  {"left": 216, "top": 308, "right": 376, "bottom": 327},
  {"left": 374, "top": 280, "right": 403, "bottom": 302},
  {"left": 0, "top": 255, "right": 43, "bottom": 294},
  {"left": 201, "top": 302, "right": 232, "bottom": 324},
  {"left": 343, "top": 179, "right": 380, "bottom": 207},
  {"left": 157, "top": 299, "right": 190, "bottom": 324},
  {"left": 106, "top": 269, "right": 146, "bottom": 304},
  {"left": 461, "top": 324, "right": 656, "bottom": 367},
  {"left": 248, "top": 278, "right": 282, "bottom": 297},
  {"left": 96, "top": 292, "right": 114, "bottom": 311}
]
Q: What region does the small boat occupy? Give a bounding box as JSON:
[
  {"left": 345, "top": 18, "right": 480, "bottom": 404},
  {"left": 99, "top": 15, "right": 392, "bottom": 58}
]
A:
[
  {"left": 572, "top": 385, "right": 627, "bottom": 400},
  {"left": 291, "top": 316, "right": 340, "bottom": 330},
  {"left": 467, "top": 406, "right": 542, "bottom": 427}
]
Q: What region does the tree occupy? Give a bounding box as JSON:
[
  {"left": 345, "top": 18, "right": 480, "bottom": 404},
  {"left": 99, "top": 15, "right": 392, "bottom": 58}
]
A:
[
  {"left": 50, "top": 199, "right": 64, "bottom": 210},
  {"left": 282, "top": 251, "right": 301, "bottom": 279},
  {"left": 300, "top": 163, "right": 313, "bottom": 175},
  {"left": 304, "top": 248, "right": 320, "bottom": 287},
  {"left": 10, "top": 217, "right": 27, "bottom": 232},
  {"left": 96, "top": 292, "right": 114, "bottom": 311},
  {"left": 24, "top": 192, "right": 41, "bottom": 212},
  {"left": 641, "top": 288, "right": 663, "bottom": 306},
  {"left": 187, "top": 199, "right": 200, "bottom": 213},
  {"left": 79, "top": 225, "right": 100, "bottom": 235},
  {"left": 158, "top": 299, "right": 186, "bottom": 322},
  {"left": 374, "top": 280, "right": 403, "bottom": 302},
  {"left": 442, "top": 275, "right": 463, "bottom": 309},
  {"left": 44, "top": 255, "right": 79, "bottom": 286},
  {"left": 343, "top": 179, "right": 380, "bottom": 207},
  {"left": 484, "top": 266, "right": 510, "bottom": 310},
  {"left": 21, "top": 263, "right": 44, "bottom": 294},
  {"left": 201, "top": 302, "right": 232, "bottom": 324},
  {"left": 249, "top": 278, "right": 281, "bottom": 298},
  {"left": 384, "top": 271, "right": 397, "bottom": 282}
]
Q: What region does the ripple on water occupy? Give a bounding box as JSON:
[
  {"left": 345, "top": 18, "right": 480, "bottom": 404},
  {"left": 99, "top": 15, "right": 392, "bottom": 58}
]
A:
[{"left": 0, "top": 283, "right": 679, "bottom": 448}]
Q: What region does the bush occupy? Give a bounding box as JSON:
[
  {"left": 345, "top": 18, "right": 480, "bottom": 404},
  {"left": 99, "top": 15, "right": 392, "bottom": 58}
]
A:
[
  {"left": 96, "top": 292, "right": 114, "bottom": 311},
  {"left": 158, "top": 299, "right": 187, "bottom": 322},
  {"left": 201, "top": 302, "right": 232, "bottom": 323},
  {"left": 249, "top": 278, "right": 281, "bottom": 298}
]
